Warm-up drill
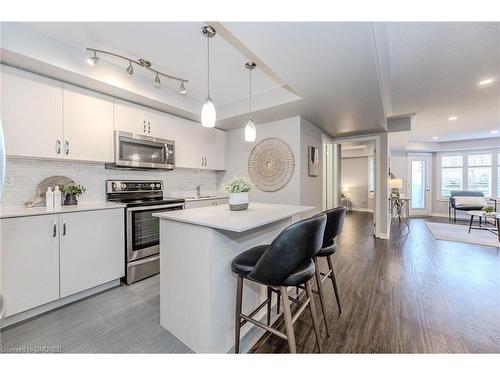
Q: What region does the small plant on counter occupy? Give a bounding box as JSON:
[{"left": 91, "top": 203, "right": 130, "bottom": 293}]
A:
[
  {"left": 61, "top": 184, "right": 86, "bottom": 206},
  {"left": 224, "top": 176, "right": 252, "bottom": 194},
  {"left": 224, "top": 176, "right": 251, "bottom": 211}
]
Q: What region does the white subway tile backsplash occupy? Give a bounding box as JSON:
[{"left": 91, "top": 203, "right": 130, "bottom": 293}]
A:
[{"left": 1, "top": 157, "right": 219, "bottom": 207}]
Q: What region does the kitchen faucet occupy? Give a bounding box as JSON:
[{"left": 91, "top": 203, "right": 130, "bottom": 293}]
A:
[{"left": 195, "top": 185, "right": 201, "bottom": 198}]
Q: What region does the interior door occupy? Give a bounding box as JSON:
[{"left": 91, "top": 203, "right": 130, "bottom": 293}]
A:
[{"left": 407, "top": 154, "right": 432, "bottom": 216}]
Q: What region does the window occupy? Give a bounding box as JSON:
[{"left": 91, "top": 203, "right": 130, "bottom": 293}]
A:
[
  {"left": 498, "top": 153, "right": 500, "bottom": 198},
  {"left": 368, "top": 156, "right": 375, "bottom": 195},
  {"left": 438, "top": 150, "right": 500, "bottom": 199},
  {"left": 467, "top": 153, "right": 491, "bottom": 197},
  {"left": 441, "top": 155, "right": 463, "bottom": 197}
]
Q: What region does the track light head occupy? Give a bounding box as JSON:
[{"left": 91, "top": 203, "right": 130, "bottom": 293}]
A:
[
  {"left": 126, "top": 61, "right": 134, "bottom": 76},
  {"left": 180, "top": 81, "right": 187, "bottom": 95},
  {"left": 87, "top": 50, "right": 99, "bottom": 66},
  {"left": 154, "top": 73, "right": 161, "bottom": 88}
]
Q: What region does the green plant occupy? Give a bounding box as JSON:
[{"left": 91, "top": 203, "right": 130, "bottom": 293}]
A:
[
  {"left": 61, "top": 184, "right": 86, "bottom": 197},
  {"left": 481, "top": 205, "right": 494, "bottom": 215},
  {"left": 224, "top": 176, "right": 252, "bottom": 193}
]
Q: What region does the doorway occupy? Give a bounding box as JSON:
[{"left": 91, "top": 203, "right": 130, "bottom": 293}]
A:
[{"left": 407, "top": 153, "right": 432, "bottom": 216}]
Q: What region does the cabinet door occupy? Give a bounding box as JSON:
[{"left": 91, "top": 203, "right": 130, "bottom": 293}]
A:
[
  {"left": 201, "top": 128, "right": 227, "bottom": 170},
  {"left": 171, "top": 118, "right": 203, "bottom": 169},
  {"left": 63, "top": 84, "right": 114, "bottom": 162},
  {"left": 148, "top": 109, "right": 173, "bottom": 140},
  {"left": 114, "top": 99, "right": 149, "bottom": 135},
  {"left": 1, "top": 65, "right": 64, "bottom": 159},
  {"left": 1, "top": 215, "right": 60, "bottom": 317},
  {"left": 60, "top": 209, "right": 124, "bottom": 298}
]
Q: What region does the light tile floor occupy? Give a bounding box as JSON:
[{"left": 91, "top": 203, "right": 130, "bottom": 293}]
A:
[{"left": 0, "top": 275, "right": 193, "bottom": 353}]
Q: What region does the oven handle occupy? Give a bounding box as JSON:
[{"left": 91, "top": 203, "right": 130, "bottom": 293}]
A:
[{"left": 127, "top": 203, "right": 184, "bottom": 212}]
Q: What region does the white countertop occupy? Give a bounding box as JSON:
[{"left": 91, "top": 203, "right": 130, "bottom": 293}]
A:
[
  {"left": 0, "top": 201, "right": 125, "bottom": 219},
  {"left": 153, "top": 202, "right": 315, "bottom": 232}
]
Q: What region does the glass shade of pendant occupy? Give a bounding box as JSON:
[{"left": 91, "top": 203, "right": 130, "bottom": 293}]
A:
[
  {"left": 201, "top": 98, "right": 216, "bottom": 128},
  {"left": 244, "top": 118, "right": 256, "bottom": 142}
]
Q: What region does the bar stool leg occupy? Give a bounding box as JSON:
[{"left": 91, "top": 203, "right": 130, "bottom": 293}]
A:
[
  {"left": 266, "top": 286, "right": 272, "bottom": 326},
  {"left": 279, "top": 286, "right": 297, "bottom": 353},
  {"left": 234, "top": 275, "right": 243, "bottom": 353},
  {"left": 305, "top": 280, "right": 322, "bottom": 353},
  {"left": 276, "top": 290, "right": 281, "bottom": 315},
  {"left": 326, "top": 255, "right": 342, "bottom": 314},
  {"left": 313, "top": 258, "right": 330, "bottom": 336}
]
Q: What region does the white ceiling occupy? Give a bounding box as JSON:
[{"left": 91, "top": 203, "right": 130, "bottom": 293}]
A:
[
  {"left": 2, "top": 22, "right": 498, "bottom": 144},
  {"left": 385, "top": 22, "right": 500, "bottom": 149}
]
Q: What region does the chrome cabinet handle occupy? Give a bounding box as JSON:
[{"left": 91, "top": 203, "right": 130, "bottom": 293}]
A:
[
  {"left": 143, "top": 121, "right": 147, "bottom": 133},
  {"left": 53, "top": 221, "right": 57, "bottom": 237},
  {"left": 56, "top": 139, "right": 61, "bottom": 154},
  {"left": 201, "top": 157, "right": 204, "bottom": 167},
  {"left": 148, "top": 122, "right": 151, "bottom": 134},
  {"left": 63, "top": 222, "right": 67, "bottom": 236},
  {"left": 65, "top": 140, "right": 70, "bottom": 155},
  {"left": 205, "top": 157, "right": 208, "bottom": 167}
]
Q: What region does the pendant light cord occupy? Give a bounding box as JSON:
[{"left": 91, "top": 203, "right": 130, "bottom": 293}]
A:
[
  {"left": 207, "top": 36, "right": 210, "bottom": 99},
  {"left": 249, "top": 68, "right": 252, "bottom": 116}
]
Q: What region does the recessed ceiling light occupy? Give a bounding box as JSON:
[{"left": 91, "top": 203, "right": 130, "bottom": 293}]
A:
[
  {"left": 448, "top": 116, "right": 458, "bottom": 121},
  {"left": 432, "top": 136, "right": 439, "bottom": 140},
  {"left": 491, "top": 130, "right": 499, "bottom": 134},
  {"left": 478, "top": 78, "right": 494, "bottom": 86}
]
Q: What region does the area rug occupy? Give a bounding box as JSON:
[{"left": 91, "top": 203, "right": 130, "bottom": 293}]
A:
[{"left": 425, "top": 222, "right": 499, "bottom": 248}]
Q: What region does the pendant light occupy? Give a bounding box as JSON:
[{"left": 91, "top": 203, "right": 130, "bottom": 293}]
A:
[
  {"left": 201, "top": 26, "right": 216, "bottom": 128},
  {"left": 244, "top": 62, "right": 257, "bottom": 142}
]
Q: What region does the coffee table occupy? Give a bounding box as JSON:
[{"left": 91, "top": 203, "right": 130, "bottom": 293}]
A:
[{"left": 467, "top": 211, "right": 500, "bottom": 242}]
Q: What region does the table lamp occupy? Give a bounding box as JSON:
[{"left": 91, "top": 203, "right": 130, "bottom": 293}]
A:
[{"left": 389, "top": 179, "right": 402, "bottom": 198}]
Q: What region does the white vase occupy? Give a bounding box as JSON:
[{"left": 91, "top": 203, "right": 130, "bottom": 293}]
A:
[{"left": 229, "top": 192, "right": 249, "bottom": 211}]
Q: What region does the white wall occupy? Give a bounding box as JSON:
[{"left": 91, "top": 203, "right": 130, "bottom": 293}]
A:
[
  {"left": 341, "top": 157, "right": 370, "bottom": 210},
  {"left": 219, "top": 116, "right": 326, "bottom": 212},
  {"left": 1, "top": 157, "right": 218, "bottom": 207}
]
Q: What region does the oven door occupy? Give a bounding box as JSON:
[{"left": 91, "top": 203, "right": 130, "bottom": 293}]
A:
[
  {"left": 126, "top": 203, "right": 183, "bottom": 262},
  {"left": 115, "top": 131, "right": 175, "bottom": 170}
]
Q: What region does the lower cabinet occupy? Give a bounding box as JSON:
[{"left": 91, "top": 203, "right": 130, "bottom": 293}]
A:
[
  {"left": 184, "top": 198, "right": 229, "bottom": 209},
  {"left": 1, "top": 214, "right": 60, "bottom": 317},
  {"left": 59, "top": 210, "right": 124, "bottom": 298},
  {"left": 0, "top": 209, "right": 125, "bottom": 318}
]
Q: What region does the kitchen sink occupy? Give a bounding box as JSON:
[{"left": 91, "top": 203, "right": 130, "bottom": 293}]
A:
[{"left": 185, "top": 195, "right": 220, "bottom": 200}]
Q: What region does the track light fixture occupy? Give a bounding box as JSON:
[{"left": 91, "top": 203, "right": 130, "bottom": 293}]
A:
[
  {"left": 126, "top": 61, "right": 134, "bottom": 76},
  {"left": 86, "top": 48, "right": 188, "bottom": 95},
  {"left": 200, "top": 26, "right": 217, "bottom": 128}
]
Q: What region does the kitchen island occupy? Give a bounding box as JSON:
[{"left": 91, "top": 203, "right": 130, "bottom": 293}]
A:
[{"left": 154, "top": 202, "right": 315, "bottom": 353}]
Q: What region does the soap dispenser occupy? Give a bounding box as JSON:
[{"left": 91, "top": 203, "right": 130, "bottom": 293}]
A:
[
  {"left": 46, "top": 186, "right": 54, "bottom": 210},
  {"left": 53, "top": 185, "right": 62, "bottom": 209}
]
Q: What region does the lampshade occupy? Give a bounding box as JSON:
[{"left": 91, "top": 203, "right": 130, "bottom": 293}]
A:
[
  {"left": 341, "top": 185, "right": 349, "bottom": 192},
  {"left": 389, "top": 179, "right": 403, "bottom": 189}
]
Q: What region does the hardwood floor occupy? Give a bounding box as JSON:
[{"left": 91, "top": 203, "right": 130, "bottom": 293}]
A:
[{"left": 251, "top": 212, "right": 500, "bottom": 353}]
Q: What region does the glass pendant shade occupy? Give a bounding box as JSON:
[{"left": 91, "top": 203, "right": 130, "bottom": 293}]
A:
[
  {"left": 244, "top": 118, "right": 256, "bottom": 142},
  {"left": 201, "top": 98, "right": 216, "bottom": 128}
]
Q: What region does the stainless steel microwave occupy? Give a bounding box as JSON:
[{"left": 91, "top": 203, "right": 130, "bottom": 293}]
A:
[{"left": 110, "top": 131, "right": 175, "bottom": 170}]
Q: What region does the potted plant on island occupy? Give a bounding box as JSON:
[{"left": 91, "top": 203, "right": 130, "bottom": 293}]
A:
[
  {"left": 224, "top": 176, "right": 252, "bottom": 211},
  {"left": 61, "top": 184, "right": 86, "bottom": 206}
]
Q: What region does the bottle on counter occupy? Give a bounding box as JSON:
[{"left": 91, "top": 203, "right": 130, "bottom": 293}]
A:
[
  {"left": 46, "top": 186, "right": 54, "bottom": 210},
  {"left": 53, "top": 185, "right": 62, "bottom": 209}
]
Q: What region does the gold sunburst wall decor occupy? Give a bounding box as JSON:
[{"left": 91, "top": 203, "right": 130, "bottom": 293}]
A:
[{"left": 248, "top": 137, "right": 295, "bottom": 192}]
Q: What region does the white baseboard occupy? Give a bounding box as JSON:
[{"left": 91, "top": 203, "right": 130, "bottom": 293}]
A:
[
  {"left": 1, "top": 279, "right": 121, "bottom": 328},
  {"left": 376, "top": 232, "right": 390, "bottom": 239}
]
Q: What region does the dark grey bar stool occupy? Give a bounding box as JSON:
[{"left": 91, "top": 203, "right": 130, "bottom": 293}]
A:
[
  {"left": 311, "top": 206, "right": 346, "bottom": 335},
  {"left": 231, "top": 214, "right": 327, "bottom": 353}
]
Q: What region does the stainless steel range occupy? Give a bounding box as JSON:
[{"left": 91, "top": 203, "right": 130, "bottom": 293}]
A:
[{"left": 106, "top": 180, "right": 185, "bottom": 285}]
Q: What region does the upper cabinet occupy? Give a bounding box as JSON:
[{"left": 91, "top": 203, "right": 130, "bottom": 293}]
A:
[
  {"left": 1, "top": 65, "right": 226, "bottom": 170},
  {"left": 1, "top": 65, "right": 64, "bottom": 159},
  {"left": 62, "top": 84, "right": 114, "bottom": 162},
  {"left": 114, "top": 99, "right": 172, "bottom": 140}
]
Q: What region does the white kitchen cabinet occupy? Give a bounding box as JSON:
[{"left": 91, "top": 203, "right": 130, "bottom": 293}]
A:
[
  {"left": 62, "top": 84, "right": 114, "bottom": 162},
  {"left": 184, "top": 198, "right": 229, "bottom": 209},
  {"left": 0, "top": 208, "right": 124, "bottom": 318},
  {"left": 1, "top": 214, "right": 60, "bottom": 317},
  {"left": 171, "top": 119, "right": 227, "bottom": 170},
  {"left": 1, "top": 65, "right": 64, "bottom": 159},
  {"left": 59, "top": 209, "right": 124, "bottom": 298},
  {"left": 114, "top": 99, "right": 172, "bottom": 139}
]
